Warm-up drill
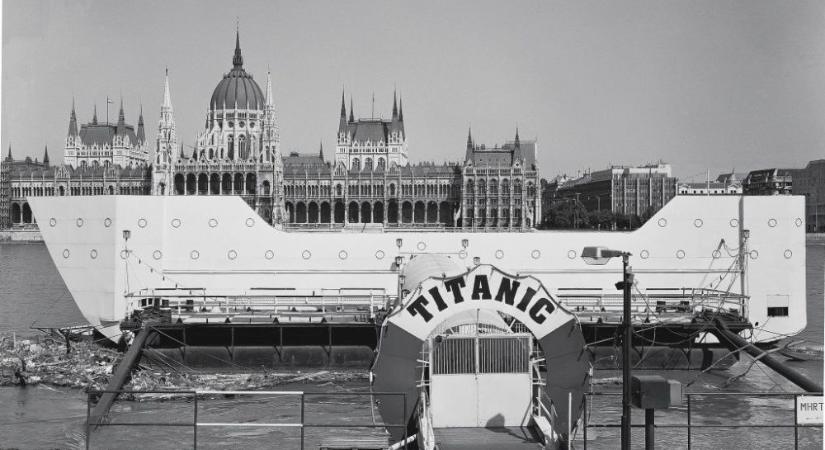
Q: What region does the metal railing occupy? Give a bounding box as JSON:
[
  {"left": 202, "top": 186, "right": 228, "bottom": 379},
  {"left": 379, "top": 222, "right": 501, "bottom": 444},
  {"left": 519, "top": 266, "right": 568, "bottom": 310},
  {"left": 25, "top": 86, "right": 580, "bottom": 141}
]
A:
[
  {"left": 580, "top": 391, "right": 823, "bottom": 449},
  {"left": 125, "top": 288, "right": 392, "bottom": 323},
  {"left": 85, "top": 389, "right": 408, "bottom": 450},
  {"left": 557, "top": 287, "right": 747, "bottom": 323}
]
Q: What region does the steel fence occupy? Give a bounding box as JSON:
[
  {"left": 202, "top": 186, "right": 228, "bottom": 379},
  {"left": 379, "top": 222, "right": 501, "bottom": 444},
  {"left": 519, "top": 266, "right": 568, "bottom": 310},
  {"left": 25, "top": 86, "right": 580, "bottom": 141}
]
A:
[
  {"left": 580, "top": 391, "right": 823, "bottom": 450},
  {"left": 85, "top": 389, "right": 408, "bottom": 450}
]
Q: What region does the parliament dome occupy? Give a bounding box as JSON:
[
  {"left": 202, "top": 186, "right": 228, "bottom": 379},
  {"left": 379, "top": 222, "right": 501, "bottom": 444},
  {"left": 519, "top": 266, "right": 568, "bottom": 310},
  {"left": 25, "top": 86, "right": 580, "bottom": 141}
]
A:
[{"left": 209, "top": 31, "right": 265, "bottom": 111}]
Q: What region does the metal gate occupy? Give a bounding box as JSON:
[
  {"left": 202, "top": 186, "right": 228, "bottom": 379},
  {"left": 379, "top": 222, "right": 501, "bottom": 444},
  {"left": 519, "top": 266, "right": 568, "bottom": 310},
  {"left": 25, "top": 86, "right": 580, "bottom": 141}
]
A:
[{"left": 429, "top": 333, "right": 533, "bottom": 428}]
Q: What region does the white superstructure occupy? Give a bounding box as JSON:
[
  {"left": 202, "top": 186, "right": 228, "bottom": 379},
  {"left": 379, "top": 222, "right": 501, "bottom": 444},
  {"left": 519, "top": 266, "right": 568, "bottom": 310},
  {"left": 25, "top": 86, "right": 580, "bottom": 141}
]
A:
[{"left": 29, "top": 194, "right": 807, "bottom": 343}]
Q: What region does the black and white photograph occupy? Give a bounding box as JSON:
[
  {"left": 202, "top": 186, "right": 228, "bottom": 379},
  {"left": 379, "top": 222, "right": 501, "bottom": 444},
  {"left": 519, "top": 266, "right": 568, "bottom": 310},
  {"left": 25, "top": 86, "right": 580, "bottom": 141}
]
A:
[{"left": 0, "top": 1, "right": 823, "bottom": 448}]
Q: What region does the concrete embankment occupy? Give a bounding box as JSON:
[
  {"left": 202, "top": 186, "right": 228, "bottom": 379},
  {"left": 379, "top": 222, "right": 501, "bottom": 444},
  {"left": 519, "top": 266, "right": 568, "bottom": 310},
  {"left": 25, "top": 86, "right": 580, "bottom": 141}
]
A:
[{"left": 0, "top": 229, "right": 43, "bottom": 242}]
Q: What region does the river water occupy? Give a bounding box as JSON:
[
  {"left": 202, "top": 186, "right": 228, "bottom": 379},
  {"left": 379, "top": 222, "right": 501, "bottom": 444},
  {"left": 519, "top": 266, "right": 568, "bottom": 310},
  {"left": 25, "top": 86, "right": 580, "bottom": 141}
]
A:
[{"left": 0, "top": 242, "right": 822, "bottom": 449}]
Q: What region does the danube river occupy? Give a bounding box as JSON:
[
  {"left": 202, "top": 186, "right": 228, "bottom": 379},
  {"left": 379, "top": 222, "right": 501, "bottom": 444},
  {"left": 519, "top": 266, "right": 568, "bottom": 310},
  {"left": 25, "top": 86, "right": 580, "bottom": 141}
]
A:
[{"left": 0, "top": 242, "right": 822, "bottom": 449}]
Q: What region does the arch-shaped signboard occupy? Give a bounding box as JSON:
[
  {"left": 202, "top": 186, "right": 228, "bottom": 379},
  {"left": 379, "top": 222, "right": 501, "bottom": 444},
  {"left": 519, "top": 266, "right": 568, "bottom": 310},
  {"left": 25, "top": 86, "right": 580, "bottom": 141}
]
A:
[{"left": 371, "top": 264, "right": 591, "bottom": 442}]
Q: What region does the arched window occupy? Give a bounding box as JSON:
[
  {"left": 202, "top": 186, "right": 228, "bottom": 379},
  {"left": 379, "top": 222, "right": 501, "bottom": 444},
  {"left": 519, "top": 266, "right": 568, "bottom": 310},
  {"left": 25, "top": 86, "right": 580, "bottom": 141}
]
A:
[
  {"left": 227, "top": 136, "right": 234, "bottom": 160},
  {"left": 352, "top": 158, "right": 360, "bottom": 171},
  {"left": 365, "top": 158, "right": 373, "bottom": 171},
  {"left": 239, "top": 135, "right": 247, "bottom": 160},
  {"left": 377, "top": 158, "right": 385, "bottom": 170}
]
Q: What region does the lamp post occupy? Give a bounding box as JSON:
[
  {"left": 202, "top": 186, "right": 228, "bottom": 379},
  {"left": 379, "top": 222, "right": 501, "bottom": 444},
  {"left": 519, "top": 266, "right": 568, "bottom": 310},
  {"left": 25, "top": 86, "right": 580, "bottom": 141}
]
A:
[{"left": 581, "top": 246, "right": 633, "bottom": 450}]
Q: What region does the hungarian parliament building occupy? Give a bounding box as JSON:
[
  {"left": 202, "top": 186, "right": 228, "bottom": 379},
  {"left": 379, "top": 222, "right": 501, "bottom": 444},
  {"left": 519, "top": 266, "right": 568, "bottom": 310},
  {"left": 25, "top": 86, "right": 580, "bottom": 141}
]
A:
[{"left": 0, "top": 31, "right": 540, "bottom": 232}]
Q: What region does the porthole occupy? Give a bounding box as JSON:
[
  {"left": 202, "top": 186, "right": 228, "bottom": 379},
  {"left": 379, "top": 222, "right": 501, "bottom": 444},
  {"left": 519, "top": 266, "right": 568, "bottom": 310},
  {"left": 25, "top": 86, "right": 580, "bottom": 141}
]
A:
[
  {"left": 657, "top": 218, "right": 668, "bottom": 227},
  {"left": 138, "top": 218, "right": 147, "bottom": 228},
  {"left": 676, "top": 250, "right": 686, "bottom": 259},
  {"left": 171, "top": 218, "right": 181, "bottom": 228},
  {"left": 640, "top": 250, "right": 650, "bottom": 259},
  {"left": 89, "top": 249, "right": 98, "bottom": 259},
  {"left": 120, "top": 250, "right": 129, "bottom": 259},
  {"left": 693, "top": 219, "right": 703, "bottom": 228},
  {"left": 712, "top": 250, "right": 721, "bottom": 259},
  {"left": 339, "top": 250, "right": 349, "bottom": 260},
  {"left": 417, "top": 241, "right": 427, "bottom": 251},
  {"left": 103, "top": 218, "right": 112, "bottom": 228},
  {"left": 49, "top": 218, "right": 57, "bottom": 227},
  {"left": 76, "top": 218, "right": 84, "bottom": 228},
  {"left": 458, "top": 250, "right": 468, "bottom": 259},
  {"left": 209, "top": 218, "right": 218, "bottom": 228},
  {"left": 227, "top": 250, "right": 238, "bottom": 260},
  {"left": 531, "top": 249, "right": 541, "bottom": 260},
  {"left": 795, "top": 218, "right": 803, "bottom": 227},
  {"left": 749, "top": 250, "right": 759, "bottom": 260},
  {"left": 62, "top": 249, "right": 70, "bottom": 259},
  {"left": 302, "top": 250, "right": 311, "bottom": 260},
  {"left": 245, "top": 217, "right": 255, "bottom": 227},
  {"left": 375, "top": 250, "right": 385, "bottom": 260},
  {"left": 265, "top": 250, "right": 275, "bottom": 260},
  {"left": 153, "top": 250, "right": 162, "bottom": 260},
  {"left": 567, "top": 250, "right": 577, "bottom": 259},
  {"left": 768, "top": 218, "right": 777, "bottom": 228},
  {"left": 190, "top": 250, "right": 200, "bottom": 260},
  {"left": 729, "top": 218, "right": 739, "bottom": 228},
  {"left": 784, "top": 249, "right": 793, "bottom": 259},
  {"left": 495, "top": 250, "right": 504, "bottom": 259}
]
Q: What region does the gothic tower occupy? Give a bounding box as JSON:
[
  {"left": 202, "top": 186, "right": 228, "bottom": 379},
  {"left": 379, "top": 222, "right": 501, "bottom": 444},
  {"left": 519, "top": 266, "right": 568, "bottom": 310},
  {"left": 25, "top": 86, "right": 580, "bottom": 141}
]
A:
[
  {"left": 263, "top": 69, "right": 286, "bottom": 224},
  {"left": 153, "top": 69, "right": 177, "bottom": 195}
]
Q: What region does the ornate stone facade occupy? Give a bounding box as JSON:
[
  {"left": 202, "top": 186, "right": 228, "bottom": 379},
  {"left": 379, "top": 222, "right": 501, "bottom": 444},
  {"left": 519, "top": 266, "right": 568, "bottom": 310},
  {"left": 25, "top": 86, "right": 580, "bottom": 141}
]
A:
[
  {"left": 281, "top": 126, "right": 540, "bottom": 230},
  {"left": 63, "top": 99, "right": 149, "bottom": 168},
  {"left": 152, "top": 31, "right": 285, "bottom": 224},
  {"left": 0, "top": 29, "right": 540, "bottom": 232},
  {"left": 461, "top": 129, "right": 541, "bottom": 230},
  {"left": 2, "top": 146, "right": 150, "bottom": 228}
]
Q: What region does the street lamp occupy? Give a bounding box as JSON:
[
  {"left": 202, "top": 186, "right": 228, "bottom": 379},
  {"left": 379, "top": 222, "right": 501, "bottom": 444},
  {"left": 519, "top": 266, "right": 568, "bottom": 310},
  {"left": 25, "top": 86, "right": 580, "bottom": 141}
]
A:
[{"left": 581, "top": 246, "right": 634, "bottom": 450}]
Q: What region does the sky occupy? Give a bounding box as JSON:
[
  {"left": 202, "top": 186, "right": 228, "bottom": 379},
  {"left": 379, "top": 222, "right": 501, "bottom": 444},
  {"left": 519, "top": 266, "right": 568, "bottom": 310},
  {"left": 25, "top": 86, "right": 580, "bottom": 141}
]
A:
[{"left": 2, "top": 0, "right": 824, "bottom": 181}]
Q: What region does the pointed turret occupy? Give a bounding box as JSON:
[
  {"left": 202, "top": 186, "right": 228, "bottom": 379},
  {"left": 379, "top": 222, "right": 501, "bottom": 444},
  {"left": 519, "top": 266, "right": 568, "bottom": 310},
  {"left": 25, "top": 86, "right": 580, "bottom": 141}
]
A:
[
  {"left": 137, "top": 104, "right": 146, "bottom": 143},
  {"left": 157, "top": 69, "right": 178, "bottom": 163},
  {"left": 349, "top": 98, "right": 354, "bottom": 123},
  {"left": 390, "top": 90, "right": 402, "bottom": 134},
  {"left": 116, "top": 98, "right": 126, "bottom": 135},
  {"left": 265, "top": 70, "right": 274, "bottom": 107},
  {"left": 162, "top": 67, "right": 173, "bottom": 111},
  {"left": 5, "top": 145, "right": 12, "bottom": 162},
  {"left": 319, "top": 141, "right": 324, "bottom": 161},
  {"left": 512, "top": 127, "right": 523, "bottom": 163},
  {"left": 398, "top": 96, "right": 405, "bottom": 135},
  {"left": 92, "top": 104, "right": 98, "bottom": 125},
  {"left": 465, "top": 127, "right": 474, "bottom": 163},
  {"left": 43, "top": 146, "right": 50, "bottom": 166},
  {"left": 339, "top": 89, "right": 348, "bottom": 132},
  {"left": 232, "top": 27, "right": 244, "bottom": 69},
  {"left": 68, "top": 99, "right": 79, "bottom": 137}
]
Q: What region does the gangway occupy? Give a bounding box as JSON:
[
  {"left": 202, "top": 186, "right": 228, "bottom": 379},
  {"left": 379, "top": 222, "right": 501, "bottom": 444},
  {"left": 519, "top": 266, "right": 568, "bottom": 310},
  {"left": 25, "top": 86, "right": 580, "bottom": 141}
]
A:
[{"left": 421, "top": 321, "right": 546, "bottom": 449}]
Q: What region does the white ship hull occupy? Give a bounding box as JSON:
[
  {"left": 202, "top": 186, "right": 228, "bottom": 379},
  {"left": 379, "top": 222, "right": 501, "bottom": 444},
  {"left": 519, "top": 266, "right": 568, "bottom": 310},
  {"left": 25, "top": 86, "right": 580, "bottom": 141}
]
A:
[{"left": 29, "top": 195, "right": 807, "bottom": 343}]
